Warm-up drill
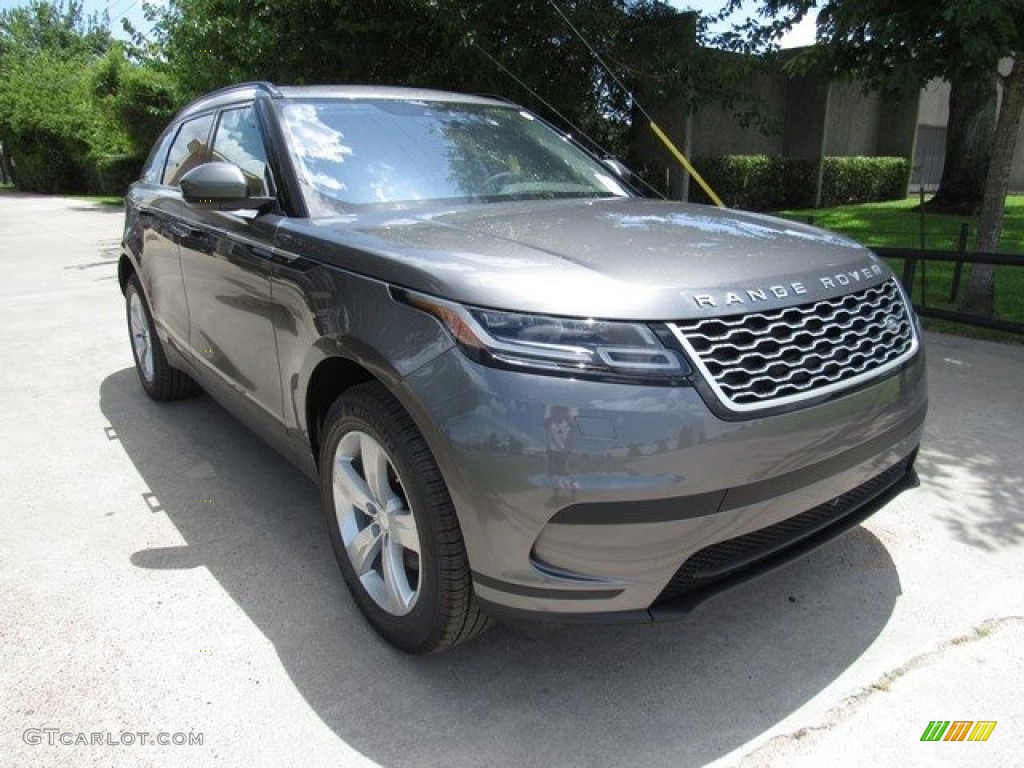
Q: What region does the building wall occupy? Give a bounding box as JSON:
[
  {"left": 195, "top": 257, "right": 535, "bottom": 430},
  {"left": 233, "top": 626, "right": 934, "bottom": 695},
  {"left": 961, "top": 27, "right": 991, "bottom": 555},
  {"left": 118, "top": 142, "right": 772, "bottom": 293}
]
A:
[
  {"left": 689, "top": 71, "right": 787, "bottom": 158},
  {"left": 683, "top": 64, "right": 917, "bottom": 164},
  {"left": 689, "top": 103, "right": 784, "bottom": 157},
  {"left": 917, "top": 79, "right": 950, "bottom": 126},
  {"left": 634, "top": 43, "right": 1024, "bottom": 198},
  {"left": 876, "top": 91, "right": 921, "bottom": 159},
  {"left": 782, "top": 75, "right": 829, "bottom": 159},
  {"left": 824, "top": 82, "right": 881, "bottom": 157}
]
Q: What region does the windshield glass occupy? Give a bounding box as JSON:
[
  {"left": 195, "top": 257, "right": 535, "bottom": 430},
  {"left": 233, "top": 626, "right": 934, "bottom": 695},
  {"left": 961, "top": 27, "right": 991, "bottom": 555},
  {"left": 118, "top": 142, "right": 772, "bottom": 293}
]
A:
[{"left": 279, "top": 99, "right": 630, "bottom": 215}]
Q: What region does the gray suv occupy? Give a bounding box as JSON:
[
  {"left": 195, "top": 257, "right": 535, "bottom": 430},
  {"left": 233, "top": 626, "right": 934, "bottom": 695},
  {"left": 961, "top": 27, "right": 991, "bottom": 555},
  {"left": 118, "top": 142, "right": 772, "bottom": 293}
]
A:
[{"left": 120, "top": 82, "right": 926, "bottom": 653}]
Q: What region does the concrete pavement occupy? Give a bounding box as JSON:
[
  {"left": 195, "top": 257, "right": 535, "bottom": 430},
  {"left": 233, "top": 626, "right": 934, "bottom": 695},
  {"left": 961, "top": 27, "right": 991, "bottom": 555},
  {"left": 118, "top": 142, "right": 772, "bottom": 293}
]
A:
[{"left": 1, "top": 192, "right": 1021, "bottom": 767}]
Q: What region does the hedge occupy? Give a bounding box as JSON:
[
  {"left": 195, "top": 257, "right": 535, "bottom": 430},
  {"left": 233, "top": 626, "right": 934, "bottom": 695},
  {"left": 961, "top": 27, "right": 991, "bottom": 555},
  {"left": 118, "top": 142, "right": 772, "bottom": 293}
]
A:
[
  {"left": 3, "top": 134, "right": 143, "bottom": 196},
  {"left": 820, "top": 157, "right": 912, "bottom": 207},
  {"left": 4, "top": 130, "right": 92, "bottom": 194},
  {"left": 90, "top": 153, "right": 145, "bottom": 197},
  {"left": 689, "top": 155, "right": 911, "bottom": 211}
]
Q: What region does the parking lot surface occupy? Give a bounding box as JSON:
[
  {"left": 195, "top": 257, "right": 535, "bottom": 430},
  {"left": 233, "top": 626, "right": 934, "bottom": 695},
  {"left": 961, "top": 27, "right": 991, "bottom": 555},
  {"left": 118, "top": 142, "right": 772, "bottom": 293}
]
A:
[{"left": 1, "top": 193, "right": 1022, "bottom": 767}]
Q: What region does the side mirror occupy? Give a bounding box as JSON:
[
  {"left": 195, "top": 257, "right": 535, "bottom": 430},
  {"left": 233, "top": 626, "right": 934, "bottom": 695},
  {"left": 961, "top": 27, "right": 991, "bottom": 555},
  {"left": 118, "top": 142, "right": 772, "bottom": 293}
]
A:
[{"left": 180, "top": 162, "right": 275, "bottom": 212}]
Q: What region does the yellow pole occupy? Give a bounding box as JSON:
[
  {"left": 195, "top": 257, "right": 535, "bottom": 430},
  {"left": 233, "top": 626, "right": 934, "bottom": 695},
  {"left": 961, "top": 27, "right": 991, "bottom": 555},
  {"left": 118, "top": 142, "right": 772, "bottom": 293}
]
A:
[{"left": 649, "top": 120, "right": 725, "bottom": 208}]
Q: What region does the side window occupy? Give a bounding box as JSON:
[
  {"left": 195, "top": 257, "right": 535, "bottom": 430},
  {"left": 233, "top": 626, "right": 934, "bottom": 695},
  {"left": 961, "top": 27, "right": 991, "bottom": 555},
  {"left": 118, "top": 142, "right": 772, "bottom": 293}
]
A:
[
  {"left": 140, "top": 127, "right": 175, "bottom": 184},
  {"left": 163, "top": 113, "right": 215, "bottom": 187},
  {"left": 211, "top": 105, "right": 273, "bottom": 197}
]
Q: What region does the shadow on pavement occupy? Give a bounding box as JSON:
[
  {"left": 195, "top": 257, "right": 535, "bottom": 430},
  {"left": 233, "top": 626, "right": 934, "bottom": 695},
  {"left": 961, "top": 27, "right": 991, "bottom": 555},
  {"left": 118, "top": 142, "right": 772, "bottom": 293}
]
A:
[
  {"left": 918, "top": 337, "right": 1024, "bottom": 551},
  {"left": 100, "top": 367, "right": 901, "bottom": 768},
  {"left": 921, "top": 442, "right": 1024, "bottom": 551}
]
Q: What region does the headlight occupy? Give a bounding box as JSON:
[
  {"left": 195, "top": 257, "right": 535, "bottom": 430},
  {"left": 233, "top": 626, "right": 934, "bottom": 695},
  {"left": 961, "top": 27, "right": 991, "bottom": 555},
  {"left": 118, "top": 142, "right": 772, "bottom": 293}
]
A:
[{"left": 398, "top": 290, "right": 691, "bottom": 383}]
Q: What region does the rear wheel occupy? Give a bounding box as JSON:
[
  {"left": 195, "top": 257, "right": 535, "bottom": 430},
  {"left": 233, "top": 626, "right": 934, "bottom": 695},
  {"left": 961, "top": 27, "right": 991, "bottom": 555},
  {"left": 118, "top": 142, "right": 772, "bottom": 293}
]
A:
[
  {"left": 320, "top": 381, "right": 490, "bottom": 653},
  {"left": 125, "top": 275, "right": 199, "bottom": 401}
]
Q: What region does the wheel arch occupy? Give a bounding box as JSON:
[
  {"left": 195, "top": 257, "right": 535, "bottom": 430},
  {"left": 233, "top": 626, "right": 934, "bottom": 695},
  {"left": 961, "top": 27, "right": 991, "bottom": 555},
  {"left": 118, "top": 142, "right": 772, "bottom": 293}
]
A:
[
  {"left": 118, "top": 254, "right": 137, "bottom": 295},
  {"left": 304, "top": 355, "right": 376, "bottom": 468}
]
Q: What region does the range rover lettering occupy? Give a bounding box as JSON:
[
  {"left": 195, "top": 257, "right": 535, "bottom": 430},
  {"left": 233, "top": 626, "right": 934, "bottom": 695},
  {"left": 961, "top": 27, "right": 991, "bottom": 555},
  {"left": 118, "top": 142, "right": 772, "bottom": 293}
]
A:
[{"left": 119, "top": 83, "right": 927, "bottom": 653}]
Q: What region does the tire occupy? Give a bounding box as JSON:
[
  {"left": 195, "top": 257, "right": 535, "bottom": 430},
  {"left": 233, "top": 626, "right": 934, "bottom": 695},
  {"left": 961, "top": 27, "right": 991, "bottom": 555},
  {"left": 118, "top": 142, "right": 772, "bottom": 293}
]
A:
[
  {"left": 125, "top": 275, "right": 200, "bottom": 401},
  {"left": 320, "top": 381, "right": 491, "bottom": 653}
]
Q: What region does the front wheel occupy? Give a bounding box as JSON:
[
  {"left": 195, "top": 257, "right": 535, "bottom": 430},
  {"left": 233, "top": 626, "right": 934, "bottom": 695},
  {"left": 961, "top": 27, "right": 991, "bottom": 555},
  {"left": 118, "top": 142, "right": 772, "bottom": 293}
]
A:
[
  {"left": 125, "top": 275, "right": 199, "bottom": 401},
  {"left": 320, "top": 382, "right": 490, "bottom": 653}
]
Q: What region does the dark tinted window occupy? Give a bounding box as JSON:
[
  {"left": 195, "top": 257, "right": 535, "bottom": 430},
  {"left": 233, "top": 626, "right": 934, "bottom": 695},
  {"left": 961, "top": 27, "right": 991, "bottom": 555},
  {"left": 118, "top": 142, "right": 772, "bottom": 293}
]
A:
[
  {"left": 141, "top": 127, "right": 176, "bottom": 184},
  {"left": 211, "top": 105, "right": 273, "bottom": 197},
  {"left": 163, "top": 113, "right": 215, "bottom": 187}
]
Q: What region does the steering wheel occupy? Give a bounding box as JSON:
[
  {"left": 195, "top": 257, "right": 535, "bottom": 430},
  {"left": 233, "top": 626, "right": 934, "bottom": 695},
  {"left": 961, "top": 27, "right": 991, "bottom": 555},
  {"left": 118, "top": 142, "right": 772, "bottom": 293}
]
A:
[{"left": 481, "top": 171, "right": 522, "bottom": 194}]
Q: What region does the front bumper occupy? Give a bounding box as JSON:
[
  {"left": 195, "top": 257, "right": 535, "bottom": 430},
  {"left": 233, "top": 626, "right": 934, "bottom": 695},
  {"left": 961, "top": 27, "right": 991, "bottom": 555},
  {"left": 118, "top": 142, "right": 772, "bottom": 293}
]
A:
[{"left": 398, "top": 346, "right": 927, "bottom": 619}]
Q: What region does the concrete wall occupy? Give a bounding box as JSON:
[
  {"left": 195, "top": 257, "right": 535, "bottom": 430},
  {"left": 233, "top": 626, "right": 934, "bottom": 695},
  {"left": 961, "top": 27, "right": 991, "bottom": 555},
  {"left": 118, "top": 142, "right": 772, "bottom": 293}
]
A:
[
  {"left": 824, "top": 82, "right": 881, "bottom": 157},
  {"left": 689, "top": 103, "right": 784, "bottom": 157},
  {"left": 689, "top": 71, "right": 786, "bottom": 157},
  {"left": 875, "top": 91, "right": 921, "bottom": 159},
  {"left": 682, "top": 61, "right": 917, "bottom": 164},
  {"left": 633, "top": 41, "right": 1024, "bottom": 197},
  {"left": 782, "top": 74, "right": 829, "bottom": 159},
  {"left": 917, "top": 79, "right": 950, "bottom": 127},
  {"left": 1013, "top": 132, "right": 1024, "bottom": 191}
]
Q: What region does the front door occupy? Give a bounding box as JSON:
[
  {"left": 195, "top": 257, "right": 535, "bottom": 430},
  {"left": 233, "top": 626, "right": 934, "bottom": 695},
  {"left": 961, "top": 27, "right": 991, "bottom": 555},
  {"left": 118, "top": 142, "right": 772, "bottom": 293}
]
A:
[{"left": 177, "top": 104, "right": 285, "bottom": 428}]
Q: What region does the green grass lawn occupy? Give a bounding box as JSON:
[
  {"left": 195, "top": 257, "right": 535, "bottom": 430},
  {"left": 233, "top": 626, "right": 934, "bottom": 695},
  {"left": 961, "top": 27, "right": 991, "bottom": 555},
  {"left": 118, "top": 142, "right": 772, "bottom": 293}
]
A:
[
  {"left": 775, "top": 196, "right": 1024, "bottom": 344},
  {"left": 776, "top": 194, "right": 1024, "bottom": 251}
]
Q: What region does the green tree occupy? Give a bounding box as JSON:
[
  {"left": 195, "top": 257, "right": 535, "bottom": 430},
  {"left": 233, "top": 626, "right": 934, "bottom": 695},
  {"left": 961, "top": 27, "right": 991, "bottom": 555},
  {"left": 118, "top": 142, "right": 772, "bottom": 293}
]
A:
[
  {"left": 146, "top": 1, "right": 702, "bottom": 159},
  {"left": 0, "top": 50, "right": 98, "bottom": 191},
  {"left": 149, "top": 0, "right": 443, "bottom": 95},
  {"left": 0, "top": 0, "right": 109, "bottom": 60},
  {"left": 0, "top": 0, "right": 114, "bottom": 192},
  {"left": 92, "top": 44, "right": 180, "bottom": 155}
]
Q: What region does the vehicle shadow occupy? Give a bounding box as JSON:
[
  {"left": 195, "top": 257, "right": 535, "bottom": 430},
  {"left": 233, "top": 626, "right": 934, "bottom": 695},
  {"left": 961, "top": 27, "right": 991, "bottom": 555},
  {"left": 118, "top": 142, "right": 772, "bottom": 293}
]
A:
[
  {"left": 100, "top": 367, "right": 901, "bottom": 768},
  {"left": 915, "top": 335, "right": 1024, "bottom": 551}
]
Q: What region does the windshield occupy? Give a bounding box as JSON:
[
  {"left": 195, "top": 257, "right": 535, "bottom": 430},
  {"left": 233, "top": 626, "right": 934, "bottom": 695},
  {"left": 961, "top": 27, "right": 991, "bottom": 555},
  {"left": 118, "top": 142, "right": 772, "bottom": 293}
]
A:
[{"left": 279, "top": 99, "right": 630, "bottom": 215}]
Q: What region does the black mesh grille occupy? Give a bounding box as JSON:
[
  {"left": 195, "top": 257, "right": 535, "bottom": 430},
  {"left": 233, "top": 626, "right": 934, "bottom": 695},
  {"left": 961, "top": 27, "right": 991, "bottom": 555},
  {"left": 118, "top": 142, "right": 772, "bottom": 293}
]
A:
[
  {"left": 669, "top": 279, "right": 917, "bottom": 411},
  {"left": 654, "top": 459, "right": 909, "bottom": 605}
]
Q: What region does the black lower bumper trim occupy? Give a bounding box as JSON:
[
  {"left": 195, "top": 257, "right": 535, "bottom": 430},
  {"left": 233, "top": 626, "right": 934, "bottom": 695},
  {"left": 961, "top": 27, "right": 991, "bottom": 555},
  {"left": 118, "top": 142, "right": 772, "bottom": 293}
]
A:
[
  {"left": 648, "top": 455, "right": 919, "bottom": 619},
  {"left": 473, "top": 451, "right": 919, "bottom": 625},
  {"left": 474, "top": 453, "right": 919, "bottom": 626}
]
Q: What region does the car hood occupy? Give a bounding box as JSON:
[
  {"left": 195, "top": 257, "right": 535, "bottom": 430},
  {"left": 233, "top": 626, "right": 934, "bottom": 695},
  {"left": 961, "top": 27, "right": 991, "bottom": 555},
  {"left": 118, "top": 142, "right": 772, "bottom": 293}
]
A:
[{"left": 275, "top": 197, "right": 889, "bottom": 320}]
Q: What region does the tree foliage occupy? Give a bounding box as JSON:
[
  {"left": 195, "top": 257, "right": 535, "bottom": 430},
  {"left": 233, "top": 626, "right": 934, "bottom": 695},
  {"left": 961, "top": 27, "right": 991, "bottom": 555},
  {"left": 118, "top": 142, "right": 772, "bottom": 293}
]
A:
[
  {"left": 146, "top": 0, "right": 653, "bottom": 153},
  {"left": 0, "top": 1, "right": 114, "bottom": 192},
  {"left": 0, "top": 1, "right": 181, "bottom": 193},
  {"left": 91, "top": 45, "right": 180, "bottom": 155},
  {"left": 0, "top": 0, "right": 109, "bottom": 60},
  {"left": 145, "top": 0, "right": 772, "bottom": 160}
]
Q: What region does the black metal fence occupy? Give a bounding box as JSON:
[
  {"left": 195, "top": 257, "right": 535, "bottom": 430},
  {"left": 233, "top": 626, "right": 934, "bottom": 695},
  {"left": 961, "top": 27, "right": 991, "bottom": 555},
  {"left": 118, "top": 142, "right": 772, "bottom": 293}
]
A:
[
  {"left": 789, "top": 210, "right": 1024, "bottom": 337},
  {"left": 874, "top": 242, "right": 1024, "bottom": 335}
]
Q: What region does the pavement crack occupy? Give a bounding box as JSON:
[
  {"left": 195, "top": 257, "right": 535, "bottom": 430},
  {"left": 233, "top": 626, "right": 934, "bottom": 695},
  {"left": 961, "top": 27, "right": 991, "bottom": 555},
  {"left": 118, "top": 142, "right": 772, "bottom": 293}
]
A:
[{"left": 732, "top": 615, "right": 1024, "bottom": 766}]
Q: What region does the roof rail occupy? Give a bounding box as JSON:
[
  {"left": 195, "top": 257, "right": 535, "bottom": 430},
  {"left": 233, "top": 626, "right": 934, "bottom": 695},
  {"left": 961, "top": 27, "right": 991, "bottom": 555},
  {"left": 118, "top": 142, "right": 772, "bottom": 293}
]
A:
[
  {"left": 173, "top": 81, "right": 283, "bottom": 120},
  {"left": 472, "top": 92, "right": 520, "bottom": 106},
  {"left": 199, "top": 80, "right": 282, "bottom": 100}
]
